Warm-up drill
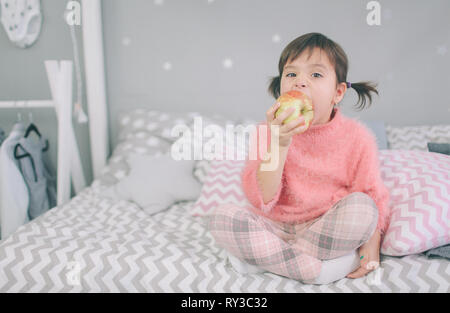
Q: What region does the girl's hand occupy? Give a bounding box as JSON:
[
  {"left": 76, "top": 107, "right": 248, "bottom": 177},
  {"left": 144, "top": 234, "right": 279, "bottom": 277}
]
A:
[
  {"left": 266, "top": 101, "right": 309, "bottom": 148},
  {"left": 346, "top": 229, "right": 381, "bottom": 279}
]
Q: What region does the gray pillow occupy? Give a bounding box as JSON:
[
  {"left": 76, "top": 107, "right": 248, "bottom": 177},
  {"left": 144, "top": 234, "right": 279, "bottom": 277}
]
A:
[
  {"left": 423, "top": 244, "right": 450, "bottom": 260},
  {"left": 102, "top": 153, "right": 202, "bottom": 215},
  {"left": 427, "top": 142, "right": 450, "bottom": 155},
  {"left": 362, "top": 120, "right": 388, "bottom": 150},
  {"left": 117, "top": 109, "right": 197, "bottom": 143}
]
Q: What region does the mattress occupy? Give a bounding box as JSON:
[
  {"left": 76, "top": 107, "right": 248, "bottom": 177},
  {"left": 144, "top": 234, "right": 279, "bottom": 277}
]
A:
[
  {"left": 1, "top": 110, "right": 449, "bottom": 292},
  {"left": 0, "top": 183, "right": 448, "bottom": 292}
]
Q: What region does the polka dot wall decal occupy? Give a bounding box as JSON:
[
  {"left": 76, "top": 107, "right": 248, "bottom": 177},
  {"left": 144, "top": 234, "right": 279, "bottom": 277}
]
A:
[
  {"left": 437, "top": 45, "right": 447, "bottom": 56},
  {"left": 223, "top": 58, "right": 233, "bottom": 69},
  {"left": 122, "top": 36, "right": 131, "bottom": 46},
  {"left": 272, "top": 34, "right": 281, "bottom": 43},
  {"left": 207, "top": 0, "right": 215, "bottom": 3},
  {"left": 154, "top": 0, "right": 164, "bottom": 5},
  {"left": 163, "top": 61, "right": 172, "bottom": 71}
]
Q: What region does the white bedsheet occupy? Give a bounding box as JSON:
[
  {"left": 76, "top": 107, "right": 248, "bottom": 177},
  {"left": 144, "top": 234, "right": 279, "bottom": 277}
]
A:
[{"left": 0, "top": 184, "right": 448, "bottom": 292}]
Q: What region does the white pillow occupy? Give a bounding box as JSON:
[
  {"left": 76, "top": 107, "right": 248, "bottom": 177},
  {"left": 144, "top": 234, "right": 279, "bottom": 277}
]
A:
[{"left": 102, "top": 153, "right": 202, "bottom": 215}]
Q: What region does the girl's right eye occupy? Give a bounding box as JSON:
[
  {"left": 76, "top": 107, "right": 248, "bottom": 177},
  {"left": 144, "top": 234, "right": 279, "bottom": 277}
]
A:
[{"left": 286, "top": 73, "right": 296, "bottom": 77}]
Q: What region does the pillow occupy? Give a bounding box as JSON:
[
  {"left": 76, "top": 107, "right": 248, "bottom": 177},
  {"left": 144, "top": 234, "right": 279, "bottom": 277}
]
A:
[
  {"left": 423, "top": 244, "right": 450, "bottom": 259},
  {"left": 96, "top": 133, "right": 172, "bottom": 187},
  {"left": 117, "top": 109, "right": 236, "bottom": 144},
  {"left": 190, "top": 159, "right": 250, "bottom": 216},
  {"left": 191, "top": 150, "right": 450, "bottom": 258},
  {"left": 102, "top": 153, "right": 202, "bottom": 215},
  {"left": 98, "top": 109, "right": 238, "bottom": 188},
  {"left": 117, "top": 109, "right": 198, "bottom": 143},
  {"left": 427, "top": 142, "right": 450, "bottom": 155},
  {"left": 386, "top": 124, "right": 450, "bottom": 151},
  {"left": 379, "top": 150, "right": 450, "bottom": 256},
  {"left": 191, "top": 118, "right": 253, "bottom": 184}
]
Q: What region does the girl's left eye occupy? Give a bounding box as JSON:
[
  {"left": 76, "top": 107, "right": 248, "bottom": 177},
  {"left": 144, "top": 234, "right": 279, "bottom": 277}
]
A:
[{"left": 312, "top": 73, "right": 322, "bottom": 78}]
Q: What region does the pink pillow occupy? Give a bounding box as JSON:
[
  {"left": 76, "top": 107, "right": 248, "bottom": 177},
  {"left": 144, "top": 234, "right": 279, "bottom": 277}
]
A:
[
  {"left": 379, "top": 150, "right": 450, "bottom": 256},
  {"left": 190, "top": 159, "right": 249, "bottom": 216},
  {"left": 191, "top": 151, "right": 450, "bottom": 258}
]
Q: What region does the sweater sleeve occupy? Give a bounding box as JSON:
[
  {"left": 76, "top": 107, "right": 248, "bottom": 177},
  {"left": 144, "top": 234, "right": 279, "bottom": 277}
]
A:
[
  {"left": 350, "top": 129, "right": 391, "bottom": 235},
  {"left": 241, "top": 122, "right": 284, "bottom": 214}
]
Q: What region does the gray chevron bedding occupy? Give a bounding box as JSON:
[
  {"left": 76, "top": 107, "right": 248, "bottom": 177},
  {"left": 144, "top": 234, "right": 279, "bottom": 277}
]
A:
[
  {"left": 0, "top": 110, "right": 449, "bottom": 293},
  {"left": 0, "top": 183, "right": 448, "bottom": 292}
]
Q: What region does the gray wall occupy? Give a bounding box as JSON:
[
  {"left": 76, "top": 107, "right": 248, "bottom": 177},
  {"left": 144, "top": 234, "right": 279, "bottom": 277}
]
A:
[
  {"left": 0, "top": 0, "right": 93, "bottom": 185},
  {"left": 1, "top": 0, "right": 449, "bottom": 184},
  {"left": 103, "top": 0, "right": 450, "bottom": 148}
]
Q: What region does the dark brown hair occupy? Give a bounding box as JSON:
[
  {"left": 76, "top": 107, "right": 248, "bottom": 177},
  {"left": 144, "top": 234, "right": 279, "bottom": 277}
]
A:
[{"left": 268, "top": 32, "right": 378, "bottom": 111}]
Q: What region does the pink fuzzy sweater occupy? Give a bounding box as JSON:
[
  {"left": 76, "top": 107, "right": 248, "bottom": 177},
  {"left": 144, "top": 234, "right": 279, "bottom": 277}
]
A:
[{"left": 241, "top": 107, "right": 391, "bottom": 234}]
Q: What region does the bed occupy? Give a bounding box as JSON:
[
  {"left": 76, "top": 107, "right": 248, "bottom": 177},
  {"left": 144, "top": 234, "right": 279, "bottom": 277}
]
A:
[{"left": 0, "top": 109, "right": 448, "bottom": 293}]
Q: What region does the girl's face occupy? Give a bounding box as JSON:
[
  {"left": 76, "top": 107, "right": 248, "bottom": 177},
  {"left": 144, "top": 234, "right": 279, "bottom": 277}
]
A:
[{"left": 280, "top": 47, "right": 347, "bottom": 126}]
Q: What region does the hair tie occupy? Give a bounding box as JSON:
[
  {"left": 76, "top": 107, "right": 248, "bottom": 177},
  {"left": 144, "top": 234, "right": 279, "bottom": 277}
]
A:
[{"left": 346, "top": 82, "right": 352, "bottom": 88}]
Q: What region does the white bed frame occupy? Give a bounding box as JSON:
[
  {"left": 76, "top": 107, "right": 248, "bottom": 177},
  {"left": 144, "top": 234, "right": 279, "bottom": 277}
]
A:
[
  {"left": 0, "top": 0, "right": 109, "bottom": 204},
  {"left": 80, "top": 0, "right": 109, "bottom": 180}
]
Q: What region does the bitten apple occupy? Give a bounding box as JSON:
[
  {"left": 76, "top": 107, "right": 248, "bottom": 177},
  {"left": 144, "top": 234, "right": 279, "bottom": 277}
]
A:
[{"left": 275, "top": 90, "right": 314, "bottom": 130}]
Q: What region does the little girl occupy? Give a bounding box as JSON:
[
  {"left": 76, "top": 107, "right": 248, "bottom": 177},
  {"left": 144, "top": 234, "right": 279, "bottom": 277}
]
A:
[{"left": 207, "top": 32, "right": 391, "bottom": 285}]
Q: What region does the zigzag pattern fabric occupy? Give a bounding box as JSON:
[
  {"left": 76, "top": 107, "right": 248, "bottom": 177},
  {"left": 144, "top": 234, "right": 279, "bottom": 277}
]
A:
[
  {"left": 386, "top": 124, "right": 450, "bottom": 151},
  {"left": 191, "top": 151, "right": 450, "bottom": 257},
  {"left": 0, "top": 184, "right": 448, "bottom": 292},
  {"left": 0, "top": 121, "right": 448, "bottom": 292},
  {"left": 379, "top": 150, "right": 450, "bottom": 256},
  {"left": 191, "top": 160, "right": 249, "bottom": 216}
]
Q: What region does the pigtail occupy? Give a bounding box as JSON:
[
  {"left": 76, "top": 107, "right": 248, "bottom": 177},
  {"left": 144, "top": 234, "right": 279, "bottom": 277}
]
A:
[
  {"left": 349, "top": 81, "right": 379, "bottom": 111},
  {"left": 268, "top": 76, "right": 281, "bottom": 99}
]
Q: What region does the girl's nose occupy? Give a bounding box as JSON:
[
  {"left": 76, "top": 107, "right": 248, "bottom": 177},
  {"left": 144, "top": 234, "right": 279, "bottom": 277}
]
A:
[{"left": 294, "top": 74, "right": 308, "bottom": 88}]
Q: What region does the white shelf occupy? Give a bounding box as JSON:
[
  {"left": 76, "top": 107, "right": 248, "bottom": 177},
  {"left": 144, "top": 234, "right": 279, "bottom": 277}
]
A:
[{"left": 0, "top": 101, "right": 55, "bottom": 108}]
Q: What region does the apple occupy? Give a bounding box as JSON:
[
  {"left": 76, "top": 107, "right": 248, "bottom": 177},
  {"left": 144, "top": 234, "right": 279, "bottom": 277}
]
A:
[{"left": 275, "top": 90, "right": 314, "bottom": 129}]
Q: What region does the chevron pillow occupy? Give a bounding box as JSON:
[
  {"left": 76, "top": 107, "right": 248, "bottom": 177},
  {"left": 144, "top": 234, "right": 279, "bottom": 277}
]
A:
[
  {"left": 191, "top": 151, "right": 450, "bottom": 258},
  {"left": 379, "top": 150, "right": 450, "bottom": 256},
  {"left": 386, "top": 124, "right": 450, "bottom": 151},
  {"left": 190, "top": 159, "right": 250, "bottom": 216}
]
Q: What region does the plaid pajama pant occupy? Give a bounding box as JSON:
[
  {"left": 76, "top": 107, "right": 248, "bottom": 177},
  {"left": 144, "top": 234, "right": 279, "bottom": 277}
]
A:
[{"left": 207, "top": 192, "right": 378, "bottom": 283}]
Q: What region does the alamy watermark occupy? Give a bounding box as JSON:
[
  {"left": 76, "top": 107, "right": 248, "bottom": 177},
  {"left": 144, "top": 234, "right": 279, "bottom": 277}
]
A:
[
  {"left": 66, "top": 261, "right": 81, "bottom": 286},
  {"left": 366, "top": 1, "right": 381, "bottom": 26},
  {"left": 170, "top": 117, "right": 280, "bottom": 171},
  {"left": 365, "top": 261, "right": 384, "bottom": 286},
  {"left": 65, "top": 1, "right": 81, "bottom": 26}
]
